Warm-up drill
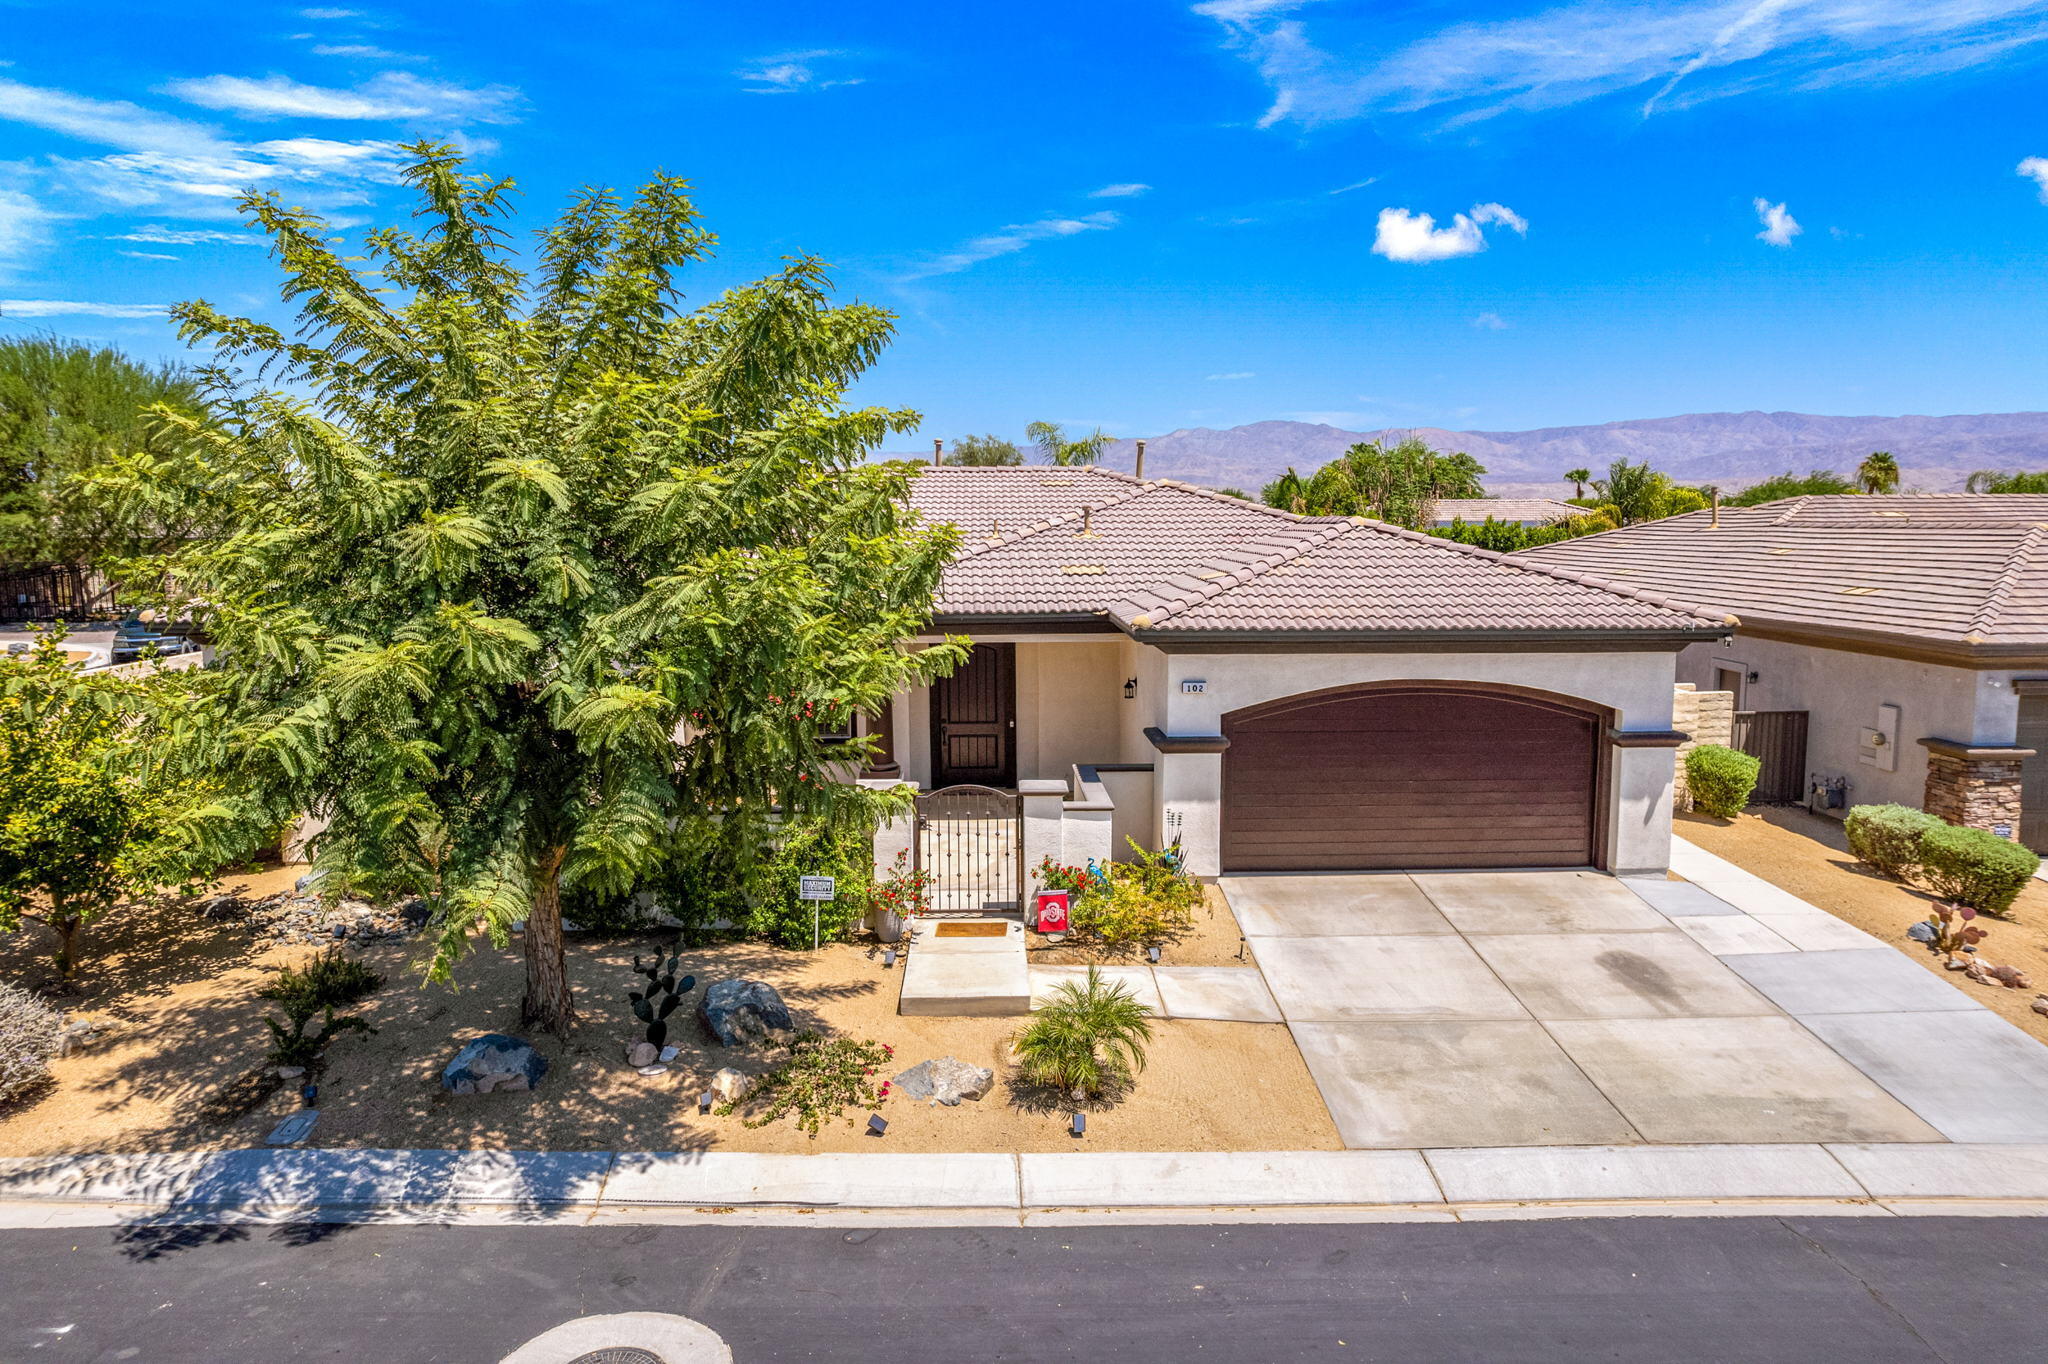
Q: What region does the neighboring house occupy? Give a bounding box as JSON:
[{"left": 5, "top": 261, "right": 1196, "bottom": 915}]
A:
[
  {"left": 862, "top": 467, "right": 1723, "bottom": 890},
  {"left": 1521, "top": 494, "right": 2048, "bottom": 853},
  {"left": 1430, "top": 497, "right": 1579, "bottom": 527}
]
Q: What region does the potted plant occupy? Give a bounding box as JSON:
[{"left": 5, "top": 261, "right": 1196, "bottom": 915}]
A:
[{"left": 870, "top": 851, "right": 931, "bottom": 944}]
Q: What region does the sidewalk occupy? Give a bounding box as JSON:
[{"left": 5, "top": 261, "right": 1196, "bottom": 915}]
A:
[{"left": 4, "top": 1143, "right": 2046, "bottom": 1227}]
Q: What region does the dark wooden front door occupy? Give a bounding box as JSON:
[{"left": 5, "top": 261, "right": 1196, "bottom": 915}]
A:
[
  {"left": 931, "top": 644, "right": 1016, "bottom": 788},
  {"left": 1222, "top": 685, "right": 1602, "bottom": 871}
]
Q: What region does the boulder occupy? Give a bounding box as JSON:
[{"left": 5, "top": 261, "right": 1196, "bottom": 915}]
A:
[
  {"left": 893, "top": 1056, "right": 995, "bottom": 1107},
  {"left": 1905, "top": 920, "right": 1937, "bottom": 944},
  {"left": 710, "top": 1067, "right": 754, "bottom": 1104},
  {"left": 2034, "top": 995, "right": 2048, "bottom": 1018},
  {"left": 441, "top": 1034, "right": 548, "bottom": 1094},
  {"left": 699, "top": 979, "right": 794, "bottom": 1047},
  {"left": 627, "top": 1040, "right": 659, "bottom": 1068}
]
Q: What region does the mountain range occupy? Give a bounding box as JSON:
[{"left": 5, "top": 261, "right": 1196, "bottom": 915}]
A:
[{"left": 945, "top": 411, "right": 2048, "bottom": 498}]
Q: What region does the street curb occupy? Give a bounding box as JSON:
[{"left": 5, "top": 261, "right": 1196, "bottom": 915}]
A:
[{"left": 3, "top": 1144, "right": 2048, "bottom": 1223}]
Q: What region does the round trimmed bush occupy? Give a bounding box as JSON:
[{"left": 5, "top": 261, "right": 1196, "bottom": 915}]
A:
[
  {"left": 1685, "top": 743, "right": 1760, "bottom": 818},
  {"left": 0, "top": 980, "right": 63, "bottom": 1105},
  {"left": 1844, "top": 803, "right": 1943, "bottom": 879},
  {"left": 1917, "top": 823, "right": 2040, "bottom": 918}
]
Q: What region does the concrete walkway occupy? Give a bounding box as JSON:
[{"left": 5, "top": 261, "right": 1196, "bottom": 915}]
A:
[
  {"left": 3, "top": 1143, "right": 2047, "bottom": 1226},
  {"left": 1026, "top": 964, "right": 1282, "bottom": 1022},
  {"left": 1221, "top": 851, "right": 2048, "bottom": 1151}
]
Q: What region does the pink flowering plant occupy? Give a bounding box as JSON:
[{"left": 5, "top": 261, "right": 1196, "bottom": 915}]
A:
[{"left": 721, "top": 1032, "right": 895, "bottom": 1137}]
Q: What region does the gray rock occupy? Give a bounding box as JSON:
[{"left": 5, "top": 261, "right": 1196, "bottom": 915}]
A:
[
  {"left": 626, "top": 1040, "right": 659, "bottom": 1068},
  {"left": 699, "top": 979, "right": 795, "bottom": 1047},
  {"left": 893, "top": 1056, "right": 995, "bottom": 1107},
  {"left": 1905, "top": 920, "right": 1938, "bottom": 944},
  {"left": 441, "top": 1033, "right": 548, "bottom": 1094},
  {"left": 398, "top": 898, "right": 431, "bottom": 929}
]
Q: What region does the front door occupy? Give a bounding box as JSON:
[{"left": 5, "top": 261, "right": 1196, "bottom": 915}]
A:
[{"left": 930, "top": 643, "right": 1015, "bottom": 788}]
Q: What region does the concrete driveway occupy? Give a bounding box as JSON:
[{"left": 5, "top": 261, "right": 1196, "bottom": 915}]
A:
[{"left": 1221, "top": 866, "right": 2048, "bottom": 1150}]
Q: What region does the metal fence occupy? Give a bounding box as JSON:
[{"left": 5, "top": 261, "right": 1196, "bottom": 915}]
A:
[
  {"left": 1732, "top": 709, "right": 1810, "bottom": 805},
  {"left": 915, "top": 784, "right": 1024, "bottom": 913}
]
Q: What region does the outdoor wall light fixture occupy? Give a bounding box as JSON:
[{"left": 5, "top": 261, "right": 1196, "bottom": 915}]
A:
[
  {"left": 1123, "top": 678, "right": 1137, "bottom": 699},
  {"left": 699, "top": 1090, "right": 715, "bottom": 1114},
  {"left": 1070, "top": 1112, "right": 1086, "bottom": 1139},
  {"left": 1747, "top": 671, "right": 1760, "bottom": 684},
  {"left": 868, "top": 1114, "right": 889, "bottom": 1138}
]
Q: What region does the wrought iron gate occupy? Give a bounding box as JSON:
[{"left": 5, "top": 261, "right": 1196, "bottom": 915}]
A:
[
  {"left": 1732, "top": 709, "right": 1810, "bottom": 805},
  {"left": 915, "top": 784, "right": 1025, "bottom": 913}
]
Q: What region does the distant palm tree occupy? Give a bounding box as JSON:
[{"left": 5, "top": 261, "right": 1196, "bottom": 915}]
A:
[
  {"left": 1261, "top": 467, "right": 1307, "bottom": 514},
  {"left": 1590, "top": 458, "right": 1672, "bottom": 526},
  {"left": 1856, "top": 451, "right": 1900, "bottom": 494},
  {"left": 1026, "top": 420, "right": 1114, "bottom": 467},
  {"left": 1563, "top": 467, "right": 1592, "bottom": 499}
]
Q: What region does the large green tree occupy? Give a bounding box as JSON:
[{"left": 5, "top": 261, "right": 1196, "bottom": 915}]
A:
[
  {"left": 1260, "top": 437, "right": 1487, "bottom": 529},
  {"left": 948, "top": 433, "right": 1022, "bottom": 466},
  {"left": 0, "top": 335, "right": 207, "bottom": 574},
  {"left": 99, "top": 145, "right": 962, "bottom": 1033},
  {"left": 1726, "top": 468, "right": 1857, "bottom": 506},
  {"left": 1965, "top": 469, "right": 2048, "bottom": 493}
]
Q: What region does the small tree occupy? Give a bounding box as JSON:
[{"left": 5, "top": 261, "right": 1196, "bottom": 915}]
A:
[
  {"left": 0, "top": 630, "right": 226, "bottom": 980},
  {"left": 1856, "top": 451, "right": 1900, "bottom": 495},
  {"left": 1590, "top": 459, "right": 1675, "bottom": 526},
  {"left": 1965, "top": 469, "right": 2048, "bottom": 493},
  {"left": 1026, "top": 420, "right": 1114, "bottom": 467},
  {"left": 948, "top": 434, "right": 1022, "bottom": 466},
  {"left": 1562, "top": 467, "right": 1591, "bottom": 499},
  {"left": 97, "top": 144, "right": 964, "bottom": 1034},
  {"left": 1260, "top": 467, "right": 1308, "bottom": 514},
  {"left": 1727, "top": 469, "right": 1857, "bottom": 505}
]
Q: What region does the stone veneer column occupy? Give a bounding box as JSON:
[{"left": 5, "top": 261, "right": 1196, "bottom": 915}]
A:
[
  {"left": 1670, "top": 682, "right": 1737, "bottom": 812},
  {"left": 1917, "top": 738, "right": 2034, "bottom": 839}
]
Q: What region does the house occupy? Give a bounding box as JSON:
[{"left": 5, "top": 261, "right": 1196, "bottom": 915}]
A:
[
  {"left": 1429, "top": 497, "right": 1579, "bottom": 527},
  {"left": 1519, "top": 494, "right": 2048, "bottom": 853},
  {"left": 859, "top": 466, "right": 1725, "bottom": 895}
]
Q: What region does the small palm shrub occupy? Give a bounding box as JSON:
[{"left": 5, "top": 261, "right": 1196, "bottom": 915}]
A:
[
  {"left": 1845, "top": 804, "right": 1942, "bottom": 879},
  {"left": 1917, "top": 824, "right": 2040, "bottom": 919},
  {"left": 257, "top": 951, "right": 384, "bottom": 1068},
  {"left": 1685, "top": 744, "right": 1760, "bottom": 817},
  {"left": 0, "top": 981, "right": 63, "bottom": 1105},
  {"left": 1016, "top": 966, "right": 1154, "bottom": 1099}
]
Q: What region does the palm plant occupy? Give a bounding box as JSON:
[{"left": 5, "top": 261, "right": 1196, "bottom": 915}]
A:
[
  {"left": 1856, "top": 451, "right": 1900, "bottom": 494},
  {"left": 1563, "top": 467, "right": 1591, "bottom": 499},
  {"left": 1590, "top": 458, "right": 1672, "bottom": 525},
  {"left": 1015, "top": 966, "right": 1154, "bottom": 1099},
  {"left": 1026, "top": 420, "right": 1114, "bottom": 467},
  {"left": 1260, "top": 468, "right": 1307, "bottom": 514}
]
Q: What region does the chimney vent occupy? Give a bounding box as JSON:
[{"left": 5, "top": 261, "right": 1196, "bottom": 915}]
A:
[
  {"left": 1710, "top": 490, "right": 1721, "bottom": 528},
  {"left": 1135, "top": 439, "right": 1147, "bottom": 480},
  {"left": 932, "top": 438, "right": 944, "bottom": 466}
]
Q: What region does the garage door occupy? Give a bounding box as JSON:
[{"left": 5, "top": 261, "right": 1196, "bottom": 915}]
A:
[{"left": 1221, "top": 686, "right": 1602, "bottom": 871}]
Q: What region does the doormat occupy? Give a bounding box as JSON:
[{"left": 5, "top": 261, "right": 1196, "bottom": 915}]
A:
[{"left": 932, "top": 922, "right": 1009, "bottom": 938}]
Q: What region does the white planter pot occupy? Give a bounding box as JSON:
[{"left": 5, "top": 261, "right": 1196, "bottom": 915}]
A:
[{"left": 875, "top": 909, "right": 905, "bottom": 944}]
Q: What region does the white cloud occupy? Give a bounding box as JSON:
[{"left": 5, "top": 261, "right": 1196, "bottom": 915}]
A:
[
  {"left": 312, "top": 45, "right": 423, "bottom": 62},
  {"left": 109, "top": 224, "right": 262, "bottom": 245},
  {"left": 161, "top": 72, "right": 518, "bottom": 123},
  {"left": 1196, "top": 0, "right": 2048, "bottom": 128},
  {"left": 1329, "top": 177, "right": 1378, "bottom": 195},
  {"left": 903, "top": 210, "right": 1120, "bottom": 279},
  {"left": 0, "top": 189, "right": 55, "bottom": 280},
  {"left": 1206, "top": 370, "right": 1256, "bottom": 380},
  {"left": 117, "top": 249, "right": 178, "bottom": 260},
  {"left": 1753, "top": 197, "right": 1801, "bottom": 246},
  {"left": 0, "top": 77, "right": 223, "bottom": 155},
  {"left": 1471, "top": 312, "right": 1510, "bottom": 330},
  {"left": 0, "top": 299, "right": 168, "bottom": 318},
  {"left": 300, "top": 7, "right": 363, "bottom": 16},
  {"left": 1371, "top": 201, "right": 1526, "bottom": 263},
  {"left": 2020, "top": 155, "right": 2048, "bottom": 202},
  {"left": 737, "top": 50, "right": 863, "bottom": 94},
  {"left": 1089, "top": 182, "right": 1151, "bottom": 198}
]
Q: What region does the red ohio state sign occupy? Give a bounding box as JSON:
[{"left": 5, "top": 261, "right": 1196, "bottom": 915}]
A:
[{"left": 1034, "top": 891, "right": 1070, "bottom": 934}]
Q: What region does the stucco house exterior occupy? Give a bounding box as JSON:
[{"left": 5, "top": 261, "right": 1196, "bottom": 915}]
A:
[
  {"left": 1521, "top": 494, "right": 2048, "bottom": 853},
  {"left": 859, "top": 467, "right": 1725, "bottom": 897}
]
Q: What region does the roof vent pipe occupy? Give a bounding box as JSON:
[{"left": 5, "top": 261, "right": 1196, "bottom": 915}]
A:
[
  {"left": 932, "top": 438, "right": 944, "bottom": 466},
  {"left": 1135, "top": 439, "right": 1146, "bottom": 480},
  {"left": 1710, "top": 489, "right": 1721, "bottom": 528}
]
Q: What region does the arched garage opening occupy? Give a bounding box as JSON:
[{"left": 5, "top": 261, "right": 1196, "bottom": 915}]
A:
[{"left": 1220, "top": 681, "right": 1612, "bottom": 872}]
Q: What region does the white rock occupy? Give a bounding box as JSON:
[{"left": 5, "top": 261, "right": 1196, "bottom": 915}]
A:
[
  {"left": 710, "top": 1067, "right": 754, "bottom": 1103},
  {"left": 276, "top": 1064, "right": 307, "bottom": 1080},
  {"left": 637, "top": 1064, "right": 669, "bottom": 1077}
]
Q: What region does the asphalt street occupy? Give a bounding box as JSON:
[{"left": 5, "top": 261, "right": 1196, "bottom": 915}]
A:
[{"left": 3, "top": 1215, "right": 2044, "bottom": 1362}]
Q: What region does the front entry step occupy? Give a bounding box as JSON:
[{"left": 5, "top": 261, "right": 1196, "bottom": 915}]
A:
[{"left": 898, "top": 917, "right": 1031, "bottom": 1017}]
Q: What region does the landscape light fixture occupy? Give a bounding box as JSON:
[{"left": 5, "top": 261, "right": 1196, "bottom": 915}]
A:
[
  {"left": 1070, "top": 1113, "right": 1086, "bottom": 1139},
  {"left": 1147, "top": 944, "right": 1161, "bottom": 964},
  {"left": 882, "top": 948, "right": 898, "bottom": 968},
  {"left": 699, "top": 1090, "right": 715, "bottom": 1114},
  {"left": 300, "top": 1083, "right": 317, "bottom": 1108},
  {"left": 1123, "top": 678, "right": 1137, "bottom": 699},
  {"left": 868, "top": 1114, "right": 889, "bottom": 1138}
]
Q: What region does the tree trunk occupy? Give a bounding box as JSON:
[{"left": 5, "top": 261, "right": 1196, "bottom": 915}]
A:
[
  {"left": 521, "top": 846, "right": 577, "bottom": 1036},
  {"left": 53, "top": 912, "right": 82, "bottom": 984}
]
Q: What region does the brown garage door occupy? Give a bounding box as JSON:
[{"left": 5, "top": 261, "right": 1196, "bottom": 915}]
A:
[{"left": 1221, "top": 685, "right": 1603, "bottom": 871}]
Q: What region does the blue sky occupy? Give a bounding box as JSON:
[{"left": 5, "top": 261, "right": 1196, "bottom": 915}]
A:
[{"left": 4, "top": 0, "right": 2048, "bottom": 444}]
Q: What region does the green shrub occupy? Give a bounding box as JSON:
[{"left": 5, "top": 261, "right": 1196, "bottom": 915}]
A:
[
  {"left": 1844, "top": 804, "right": 1942, "bottom": 878},
  {"left": 257, "top": 951, "right": 383, "bottom": 1068},
  {"left": 0, "top": 981, "right": 63, "bottom": 1105},
  {"left": 749, "top": 817, "right": 873, "bottom": 949},
  {"left": 1685, "top": 744, "right": 1760, "bottom": 817},
  {"left": 722, "top": 1031, "right": 891, "bottom": 1137},
  {"left": 1917, "top": 823, "right": 2040, "bottom": 918},
  {"left": 1016, "top": 966, "right": 1154, "bottom": 1099}
]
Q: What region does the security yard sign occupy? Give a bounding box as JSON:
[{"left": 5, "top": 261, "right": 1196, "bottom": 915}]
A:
[{"left": 799, "top": 876, "right": 836, "bottom": 901}]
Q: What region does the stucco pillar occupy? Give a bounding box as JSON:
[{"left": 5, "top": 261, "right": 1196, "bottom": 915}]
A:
[
  {"left": 1020, "top": 778, "right": 1068, "bottom": 897},
  {"left": 1155, "top": 751, "right": 1223, "bottom": 877},
  {"left": 1607, "top": 729, "right": 1685, "bottom": 875},
  {"left": 1918, "top": 738, "right": 2034, "bottom": 839},
  {"left": 861, "top": 778, "right": 917, "bottom": 930}
]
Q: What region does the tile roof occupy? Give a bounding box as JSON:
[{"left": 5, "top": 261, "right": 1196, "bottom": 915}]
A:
[
  {"left": 1518, "top": 495, "right": 2048, "bottom": 657},
  {"left": 907, "top": 467, "right": 1723, "bottom": 640},
  {"left": 1431, "top": 498, "right": 1580, "bottom": 525}
]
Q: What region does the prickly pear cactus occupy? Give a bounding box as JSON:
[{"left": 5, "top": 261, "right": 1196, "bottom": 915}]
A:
[{"left": 628, "top": 950, "right": 697, "bottom": 1047}]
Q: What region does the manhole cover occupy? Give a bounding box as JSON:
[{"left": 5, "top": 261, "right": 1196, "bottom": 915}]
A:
[{"left": 569, "top": 1350, "right": 665, "bottom": 1364}]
